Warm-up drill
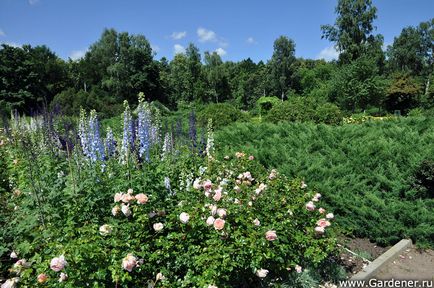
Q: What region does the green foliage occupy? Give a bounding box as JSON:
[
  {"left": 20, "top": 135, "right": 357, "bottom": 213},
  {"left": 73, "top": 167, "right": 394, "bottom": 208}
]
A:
[
  {"left": 269, "top": 36, "right": 297, "bottom": 99},
  {"left": 385, "top": 73, "right": 422, "bottom": 114},
  {"left": 197, "top": 103, "right": 248, "bottom": 129},
  {"left": 215, "top": 118, "right": 434, "bottom": 246},
  {"left": 409, "top": 159, "right": 434, "bottom": 199},
  {"left": 387, "top": 19, "right": 433, "bottom": 77},
  {"left": 0, "top": 120, "right": 337, "bottom": 287},
  {"left": 264, "top": 97, "right": 342, "bottom": 125},
  {"left": 51, "top": 88, "right": 123, "bottom": 118},
  {"left": 256, "top": 96, "right": 281, "bottom": 115},
  {"left": 0, "top": 44, "right": 69, "bottom": 113},
  {"left": 321, "top": 0, "right": 383, "bottom": 64},
  {"left": 329, "top": 56, "right": 387, "bottom": 111}
]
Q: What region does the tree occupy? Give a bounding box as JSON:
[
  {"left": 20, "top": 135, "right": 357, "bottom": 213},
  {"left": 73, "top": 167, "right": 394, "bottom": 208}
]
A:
[
  {"left": 329, "top": 56, "right": 387, "bottom": 111},
  {"left": 83, "top": 28, "right": 162, "bottom": 104},
  {"left": 387, "top": 19, "right": 433, "bottom": 94},
  {"left": 385, "top": 73, "right": 421, "bottom": 114},
  {"left": 168, "top": 53, "right": 191, "bottom": 104},
  {"left": 203, "top": 51, "right": 231, "bottom": 103},
  {"left": 321, "top": 0, "right": 383, "bottom": 64},
  {"left": 0, "top": 44, "right": 69, "bottom": 113},
  {"left": 269, "top": 36, "right": 296, "bottom": 100}
]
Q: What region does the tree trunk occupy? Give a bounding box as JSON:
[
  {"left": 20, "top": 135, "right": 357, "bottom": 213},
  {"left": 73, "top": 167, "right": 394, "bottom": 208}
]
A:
[{"left": 425, "top": 76, "right": 431, "bottom": 96}]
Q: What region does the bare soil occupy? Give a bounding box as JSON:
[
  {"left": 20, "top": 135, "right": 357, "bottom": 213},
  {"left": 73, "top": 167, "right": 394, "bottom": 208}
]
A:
[
  {"left": 339, "top": 237, "right": 389, "bottom": 276},
  {"left": 375, "top": 246, "right": 434, "bottom": 280}
]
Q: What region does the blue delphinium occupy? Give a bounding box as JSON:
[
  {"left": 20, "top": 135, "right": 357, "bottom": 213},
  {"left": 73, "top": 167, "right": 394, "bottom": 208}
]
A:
[
  {"left": 137, "top": 94, "right": 151, "bottom": 162},
  {"left": 78, "top": 109, "right": 90, "bottom": 157},
  {"left": 120, "top": 101, "right": 133, "bottom": 164},
  {"left": 88, "top": 110, "right": 105, "bottom": 162},
  {"left": 105, "top": 127, "right": 116, "bottom": 158}
]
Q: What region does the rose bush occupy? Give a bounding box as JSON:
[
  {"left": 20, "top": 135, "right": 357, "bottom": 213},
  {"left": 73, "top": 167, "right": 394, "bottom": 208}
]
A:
[{"left": 0, "top": 111, "right": 339, "bottom": 287}]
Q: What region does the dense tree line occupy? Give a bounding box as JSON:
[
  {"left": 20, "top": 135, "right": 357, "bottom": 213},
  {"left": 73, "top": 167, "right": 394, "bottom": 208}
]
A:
[{"left": 0, "top": 0, "right": 433, "bottom": 118}]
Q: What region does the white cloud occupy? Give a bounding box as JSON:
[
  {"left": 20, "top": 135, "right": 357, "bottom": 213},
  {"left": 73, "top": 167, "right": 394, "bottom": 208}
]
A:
[
  {"left": 197, "top": 27, "right": 217, "bottom": 42},
  {"left": 28, "top": 0, "right": 39, "bottom": 5},
  {"left": 316, "top": 46, "right": 339, "bottom": 61},
  {"left": 174, "top": 44, "right": 185, "bottom": 55},
  {"left": 170, "top": 31, "right": 187, "bottom": 40},
  {"left": 151, "top": 44, "right": 160, "bottom": 53},
  {"left": 246, "top": 37, "right": 256, "bottom": 44},
  {"left": 215, "top": 47, "right": 227, "bottom": 57},
  {"left": 0, "top": 29, "right": 5, "bottom": 37},
  {"left": 69, "top": 50, "right": 86, "bottom": 61}
]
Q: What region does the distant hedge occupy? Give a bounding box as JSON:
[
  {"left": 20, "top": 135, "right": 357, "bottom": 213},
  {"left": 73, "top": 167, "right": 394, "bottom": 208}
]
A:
[{"left": 265, "top": 97, "right": 342, "bottom": 125}]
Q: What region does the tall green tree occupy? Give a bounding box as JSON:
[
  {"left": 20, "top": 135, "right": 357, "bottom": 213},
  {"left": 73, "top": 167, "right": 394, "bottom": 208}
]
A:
[
  {"left": 387, "top": 19, "right": 433, "bottom": 94},
  {"left": 83, "top": 28, "right": 162, "bottom": 104},
  {"left": 269, "top": 36, "right": 296, "bottom": 100},
  {"left": 203, "top": 51, "right": 231, "bottom": 103},
  {"left": 321, "top": 0, "right": 383, "bottom": 65},
  {"left": 0, "top": 44, "right": 69, "bottom": 114}
]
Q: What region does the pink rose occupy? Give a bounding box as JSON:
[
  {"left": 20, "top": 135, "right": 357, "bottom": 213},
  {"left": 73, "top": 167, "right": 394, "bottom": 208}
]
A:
[
  {"left": 2, "top": 278, "right": 19, "bottom": 287},
  {"left": 235, "top": 152, "right": 245, "bottom": 158},
  {"left": 315, "top": 226, "right": 325, "bottom": 234},
  {"left": 326, "top": 213, "right": 334, "bottom": 219},
  {"left": 213, "top": 218, "right": 225, "bottom": 230},
  {"left": 209, "top": 204, "right": 217, "bottom": 216},
  {"left": 253, "top": 218, "right": 260, "bottom": 226},
  {"left": 318, "top": 208, "right": 326, "bottom": 214},
  {"left": 248, "top": 155, "right": 255, "bottom": 160},
  {"left": 306, "top": 201, "right": 315, "bottom": 211},
  {"left": 206, "top": 216, "right": 215, "bottom": 226},
  {"left": 121, "top": 193, "right": 135, "bottom": 203},
  {"left": 295, "top": 265, "right": 302, "bottom": 273},
  {"left": 50, "top": 255, "right": 67, "bottom": 272},
  {"left": 37, "top": 273, "right": 48, "bottom": 284},
  {"left": 59, "top": 272, "right": 68, "bottom": 282},
  {"left": 316, "top": 218, "right": 331, "bottom": 228},
  {"left": 193, "top": 179, "right": 202, "bottom": 190},
  {"left": 135, "top": 193, "right": 148, "bottom": 204},
  {"left": 121, "top": 204, "right": 132, "bottom": 217},
  {"left": 265, "top": 230, "right": 277, "bottom": 241},
  {"left": 114, "top": 193, "right": 123, "bottom": 202},
  {"left": 217, "top": 208, "right": 227, "bottom": 218},
  {"left": 269, "top": 169, "right": 278, "bottom": 180},
  {"left": 203, "top": 180, "right": 212, "bottom": 191},
  {"left": 153, "top": 222, "right": 164, "bottom": 232},
  {"left": 255, "top": 268, "right": 269, "bottom": 278},
  {"left": 112, "top": 205, "right": 121, "bottom": 216},
  {"left": 99, "top": 224, "right": 113, "bottom": 236},
  {"left": 213, "top": 189, "right": 222, "bottom": 202},
  {"left": 122, "top": 254, "right": 137, "bottom": 272},
  {"left": 179, "top": 212, "right": 190, "bottom": 224}
]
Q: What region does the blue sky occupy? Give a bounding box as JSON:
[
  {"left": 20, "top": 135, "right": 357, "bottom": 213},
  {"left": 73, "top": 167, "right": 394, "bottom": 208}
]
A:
[{"left": 0, "top": 0, "right": 433, "bottom": 62}]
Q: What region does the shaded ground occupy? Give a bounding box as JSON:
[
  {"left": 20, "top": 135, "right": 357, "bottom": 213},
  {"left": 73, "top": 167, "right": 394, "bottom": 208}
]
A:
[
  {"left": 375, "top": 246, "right": 434, "bottom": 280},
  {"left": 339, "top": 237, "right": 389, "bottom": 276}
]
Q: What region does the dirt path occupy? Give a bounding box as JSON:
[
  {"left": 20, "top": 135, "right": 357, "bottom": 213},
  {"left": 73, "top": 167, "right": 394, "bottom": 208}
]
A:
[{"left": 375, "top": 246, "right": 434, "bottom": 280}]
